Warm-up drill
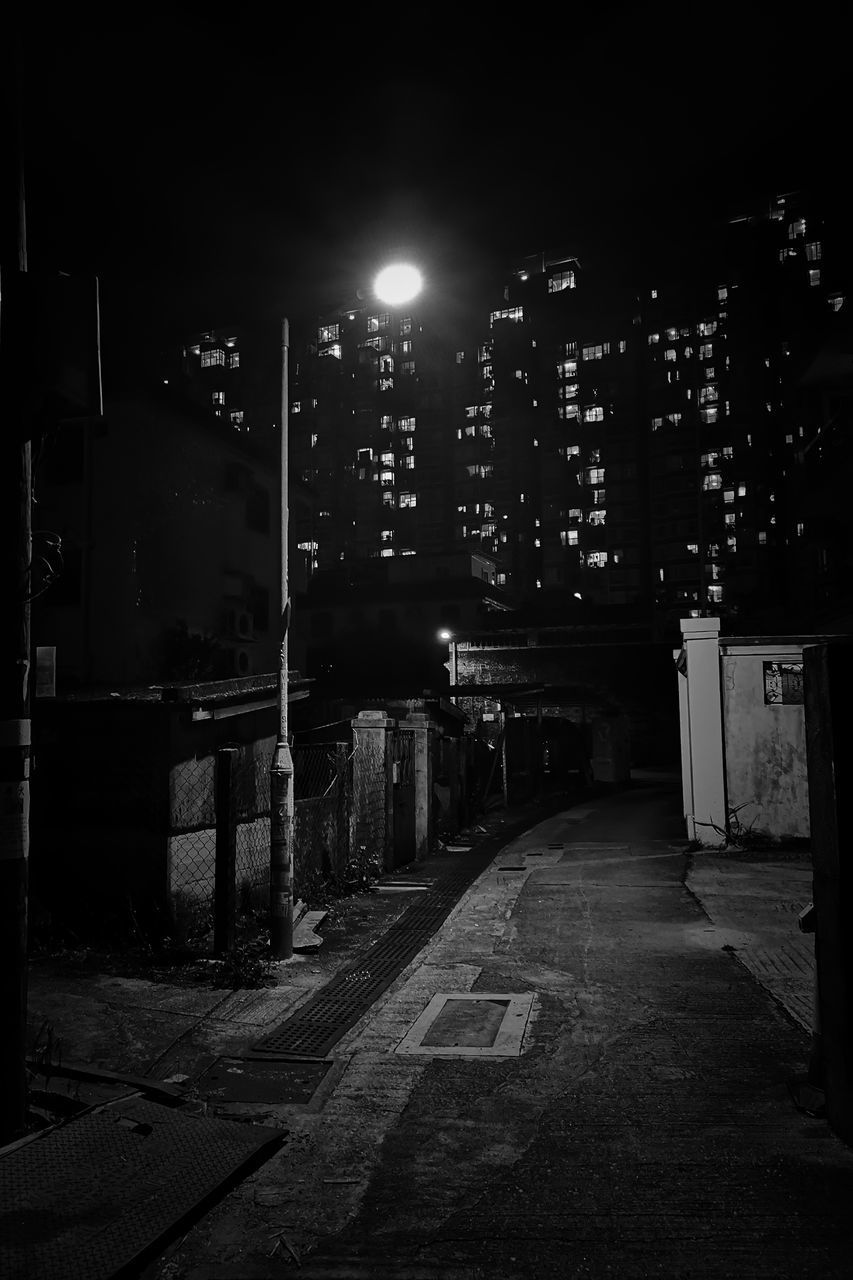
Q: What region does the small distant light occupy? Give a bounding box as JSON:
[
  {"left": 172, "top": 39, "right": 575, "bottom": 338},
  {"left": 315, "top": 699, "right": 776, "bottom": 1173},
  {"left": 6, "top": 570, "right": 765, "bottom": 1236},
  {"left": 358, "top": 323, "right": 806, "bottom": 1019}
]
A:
[
  {"left": 573, "top": 592, "right": 583, "bottom": 600},
  {"left": 438, "top": 629, "right": 453, "bottom": 642}
]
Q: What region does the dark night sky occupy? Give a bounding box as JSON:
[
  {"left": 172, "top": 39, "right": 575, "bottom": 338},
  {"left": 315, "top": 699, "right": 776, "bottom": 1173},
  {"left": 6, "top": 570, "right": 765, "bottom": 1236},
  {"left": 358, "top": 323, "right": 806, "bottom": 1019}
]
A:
[{"left": 19, "top": 7, "right": 847, "bottom": 346}]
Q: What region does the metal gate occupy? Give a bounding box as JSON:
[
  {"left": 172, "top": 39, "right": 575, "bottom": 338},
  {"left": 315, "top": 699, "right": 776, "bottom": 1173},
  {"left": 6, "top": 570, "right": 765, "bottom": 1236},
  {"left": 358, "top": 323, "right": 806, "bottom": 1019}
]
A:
[{"left": 391, "top": 729, "right": 416, "bottom": 869}]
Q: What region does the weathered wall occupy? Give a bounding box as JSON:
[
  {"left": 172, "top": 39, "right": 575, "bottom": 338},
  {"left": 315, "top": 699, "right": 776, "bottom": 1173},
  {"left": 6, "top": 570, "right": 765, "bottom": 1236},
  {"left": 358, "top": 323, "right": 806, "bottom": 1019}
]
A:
[{"left": 721, "top": 646, "right": 809, "bottom": 840}]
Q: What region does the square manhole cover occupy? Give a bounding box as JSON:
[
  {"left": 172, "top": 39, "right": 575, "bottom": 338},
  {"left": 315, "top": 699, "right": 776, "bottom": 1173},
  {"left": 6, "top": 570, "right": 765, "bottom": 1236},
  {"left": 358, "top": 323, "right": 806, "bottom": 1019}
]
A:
[
  {"left": 395, "top": 993, "right": 534, "bottom": 1058},
  {"left": 196, "top": 1057, "right": 332, "bottom": 1104}
]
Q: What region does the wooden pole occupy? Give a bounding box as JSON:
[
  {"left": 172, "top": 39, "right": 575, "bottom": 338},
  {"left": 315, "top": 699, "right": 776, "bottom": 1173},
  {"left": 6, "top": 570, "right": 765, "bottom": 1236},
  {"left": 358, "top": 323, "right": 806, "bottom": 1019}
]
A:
[{"left": 0, "top": 33, "right": 31, "bottom": 1143}]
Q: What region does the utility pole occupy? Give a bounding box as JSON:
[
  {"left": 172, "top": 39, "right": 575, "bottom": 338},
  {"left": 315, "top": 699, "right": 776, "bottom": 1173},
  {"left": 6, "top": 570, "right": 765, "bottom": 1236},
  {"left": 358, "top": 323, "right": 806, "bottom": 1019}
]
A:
[
  {"left": 269, "top": 318, "right": 294, "bottom": 959},
  {"left": 0, "top": 34, "right": 31, "bottom": 1143}
]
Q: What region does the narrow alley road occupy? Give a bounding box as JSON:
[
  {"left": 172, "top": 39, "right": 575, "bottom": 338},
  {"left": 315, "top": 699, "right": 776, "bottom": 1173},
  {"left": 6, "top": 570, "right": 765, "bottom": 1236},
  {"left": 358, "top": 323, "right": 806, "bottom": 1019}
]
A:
[{"left": 162, "top": 776, "right": 853, "bottom": 1279}]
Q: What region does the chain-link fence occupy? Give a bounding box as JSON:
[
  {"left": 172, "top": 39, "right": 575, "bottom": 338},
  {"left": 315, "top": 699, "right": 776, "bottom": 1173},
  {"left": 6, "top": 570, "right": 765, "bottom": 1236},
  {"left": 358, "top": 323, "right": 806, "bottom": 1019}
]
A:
[
  {"left": 292, "top": 742, "right": 351, "bottom": 896},
  {"left": 168, "top": 739, "right": 359, "bottom": 947}
]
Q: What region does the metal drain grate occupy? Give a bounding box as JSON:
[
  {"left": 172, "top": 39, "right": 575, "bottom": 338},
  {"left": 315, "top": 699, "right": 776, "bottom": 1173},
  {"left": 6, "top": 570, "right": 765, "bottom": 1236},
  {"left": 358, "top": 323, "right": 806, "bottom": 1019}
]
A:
[{"left": 252, "top": 859, "right": 494, "bottom": 1058}]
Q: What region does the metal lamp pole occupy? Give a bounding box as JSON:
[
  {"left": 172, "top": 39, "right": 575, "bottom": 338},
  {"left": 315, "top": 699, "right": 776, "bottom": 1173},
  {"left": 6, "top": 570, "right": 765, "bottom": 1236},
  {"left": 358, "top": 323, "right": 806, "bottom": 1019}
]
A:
[{"left": 270, "top": 317, "right": 294, "bottom": 959}]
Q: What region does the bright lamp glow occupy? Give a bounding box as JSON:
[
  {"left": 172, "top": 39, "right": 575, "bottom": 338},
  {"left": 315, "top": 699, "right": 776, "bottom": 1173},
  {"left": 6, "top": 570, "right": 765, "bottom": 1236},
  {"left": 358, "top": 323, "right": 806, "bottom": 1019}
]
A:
[
  {"left": 374, "top": 263, "right": 423, "bottom": 306},
  {"left": 438, "top": 629, "right": 453, "bottom": 642}
]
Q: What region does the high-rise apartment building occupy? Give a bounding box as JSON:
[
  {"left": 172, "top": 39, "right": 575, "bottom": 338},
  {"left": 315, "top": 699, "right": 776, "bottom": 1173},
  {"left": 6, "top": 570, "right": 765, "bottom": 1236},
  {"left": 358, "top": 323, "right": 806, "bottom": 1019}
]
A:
[{"left": 285, "top": 190, "right": 853, "bottom": 642}]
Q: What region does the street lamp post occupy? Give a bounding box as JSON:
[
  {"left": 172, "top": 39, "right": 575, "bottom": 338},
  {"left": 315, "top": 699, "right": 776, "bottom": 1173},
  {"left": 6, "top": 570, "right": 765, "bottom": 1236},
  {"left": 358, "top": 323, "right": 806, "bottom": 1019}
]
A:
[
  {"left": 438, "top": 629, "right": 458, "bottom": 701},
  {"left": 270, "top": 317, "right": 294, "bottom": 959},
  {"left": 268, "top": 265, "right": 422, "bottom": 959}
]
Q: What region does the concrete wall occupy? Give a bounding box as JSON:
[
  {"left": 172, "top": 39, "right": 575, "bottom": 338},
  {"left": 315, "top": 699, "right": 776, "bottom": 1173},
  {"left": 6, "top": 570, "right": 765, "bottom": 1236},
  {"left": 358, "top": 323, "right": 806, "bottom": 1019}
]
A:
[
  {"left": 721, "top": 644, "right": 809, "bottom": 840},
  {"left": 676, "top": 619, "right": 818, "bottom": 845}
]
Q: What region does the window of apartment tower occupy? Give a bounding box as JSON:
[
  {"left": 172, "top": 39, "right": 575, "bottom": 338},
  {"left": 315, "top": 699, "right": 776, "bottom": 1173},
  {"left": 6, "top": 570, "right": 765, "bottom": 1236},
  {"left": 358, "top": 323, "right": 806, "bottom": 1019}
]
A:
[
  {"left": 400, "top": 316, "right": 412, "bottom": 335},
  {"left": 368, "top": 313, "right": 390, "bottom": 333},
  {"left": 318, "top": 323, "right": 340, "bottom": 343},
  {"left": 228, "top": 351, "right": 240, "bottom": 368},
  {"left": 212, "top": 390, "right": 225, "bottom": 405},
  {"left": 200, "top": 349, "right": 225, "bottom": 368},
  {"left": 548, "top": 270, "right": 575, "bottom": 292}
]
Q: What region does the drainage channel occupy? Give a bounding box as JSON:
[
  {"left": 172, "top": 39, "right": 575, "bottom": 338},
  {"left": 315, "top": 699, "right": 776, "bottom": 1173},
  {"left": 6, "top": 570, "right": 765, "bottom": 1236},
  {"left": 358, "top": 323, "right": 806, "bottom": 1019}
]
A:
[{"left": 251, "top": 854, "right": 496, "bottom": 1060}]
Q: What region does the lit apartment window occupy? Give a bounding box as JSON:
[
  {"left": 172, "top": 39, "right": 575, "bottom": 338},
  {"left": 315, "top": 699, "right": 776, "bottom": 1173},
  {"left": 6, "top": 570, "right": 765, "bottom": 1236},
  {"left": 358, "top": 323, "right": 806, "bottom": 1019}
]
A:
[
  {"left": 758, "top": 531, "right": 767, "bottom": 544},
  {"left": 561, "top": 530, "right": 579, "bottom": 546},
  {"left": 401, "top": 360, "right": 416, "bottom": 376},
  {"left": 588, "top": 509, "right": 606, "bottom": 525},
  {"left": 587, "top": 551, "right": 608, "bottom": 568},
  {"left": 291, "top": 402, "right": 301, "bottom": 414},
  {"left": 489, "top": 306, "right": 524, "bottom": 325},
  {"left": 687, "top": 543, "right": 698, "bottom": 555},
  {"left": 585, "top": 467, "right": 605, "bottom": 485},
  {"left": 724, "top": 489, "right": 735, "bottom": 503},
  {"left": 367, "top": 313, "right": 390, "bottom": 332},
  {"left": 563, "top": 444, "right": 581, "bottom": 458},
  {"left": 651, "top": 417, "right": 663, "bottom": 430},
  {"left": 380, "top": 469, "right": 394, "bottom": 486},
  {"left": 402, "top": 455, "right": 415, "bottom": 470},
  {"left": 400, "top": 316, "right": 412, "bottom": 335},
  {"left": 717, "top": 286, "right": 728, "bottom": 302},
  {"left": 401, "top": 339, "right": 413, "bottom": 355},
  {"left": 230, "top": 410, "right": 244, "bottom": 426},
  {"left": 558, "top": 406, "right": 580, "bottom": 420},
  {"left": 560, "top": 383, "right": 579, "bottom": 400},
  {"left": 583, "top": 406, "right": 604, "bottom": 423},
  {"left": 591, "top": 488, "right": 606, "bottom": 505},
  {"left": 380, "top": 451, "right": 394, "bottom": 467},
  {"left": 398, "top": 492, "right": 417, "bottom": 508},
  {"left": 380, "top": 548, "right": 395, "bottom": 558},
  {"left": 478, "top": 342, "right": 493, "bottom": 362},
  {"left": 581, "top": 342, "right": 610, "bottom": 360},
  {"left": 700, "top": 408, "right": 718, "bottom": 424},
  {"left": 707, "top": 585, "right": 724, "bottom": 603},
  {"left": 320, "top": 342, "right": 342, "bottom": 359},
  {"left": 379, "top": 378, "right": 394, "bottom": 391},
  {"left": 200, "top": 349, "right": 225, "bottom": 368},
  {"left": 228, "top": 351, "right": 240, "bottom": 369},
  {"left": 456, "top": 350, "right": 465, "bottom": 363},
  {"left": 809, "top": 269, "right": 821, "bottom": 287},
  {"left": 697, "top": 320, "right": 717, "bottom": 337},
  {"left": 548, "top": 270, "right": 575, "bottom": 292},
  {"left": 737, "top": 483, "right": 747, "bottom": 497},
  {"left": 666, "top": 412, "right": 682, "bottom": 425},
  {"left": 618, "top": 339, "right": 627, "bottom": 353},
  {"left": 568, "top": 508, "right": 582, "bottom": 520},
  {"left": 805, "top": 241, "right": 822, "bottom": 262},
  {"left": 724, "top": 512, "right": 736, "bottom": 526},
  {"left": 788, "top": 217, "right": 806, "bottom": 239},
  {"left": 703, "top": 473, "right": 723, "bottom": 491},
  {"left": 664, "top": 348, "right": 677, "bottom": 362},
  {"left": 797, "top": 522, "right": 805, "bottom": 536},
  {"left": 212, "top": 390, "right": 225, "bottom": 405},
  {"left": 648, "top": 333, "right": 660, "bottom": 344},
  {"left": 380, "top": 529, "right": 394, "bottom": 544},
  {"left": 699, "top": 384, "right": 717, "bottom": 404},
  {"left": 557, "top": 359, "right": 577, "bottom": 378},
  {"left": 829, "top": 295, "right": 845, "bottom": 312},
  {"left": 318, "top": 323, "right": 340, "bottom": 343},
  {"left": 398, "top": 416, "right": 416, "bottom": 431},
  {"left": 699, "top": 343, "right": 713, "bottom": 360}
]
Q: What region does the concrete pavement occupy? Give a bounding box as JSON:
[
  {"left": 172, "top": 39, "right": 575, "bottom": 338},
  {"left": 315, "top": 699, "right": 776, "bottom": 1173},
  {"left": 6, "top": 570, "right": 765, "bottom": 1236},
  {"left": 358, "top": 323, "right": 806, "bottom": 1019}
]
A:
[{"left": 112, "top": 770, "right": 853, "bottom": 1280}]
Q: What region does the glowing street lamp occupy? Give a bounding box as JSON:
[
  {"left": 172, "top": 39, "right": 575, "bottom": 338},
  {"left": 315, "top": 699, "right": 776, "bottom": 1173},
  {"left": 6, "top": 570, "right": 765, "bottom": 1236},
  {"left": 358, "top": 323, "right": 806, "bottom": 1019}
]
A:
[
  {"left": 373, "top": 263, "right": 423, "bottom": 307},
  {"left": 438, "top": 629, "right": 458, "bottom": 701}
]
